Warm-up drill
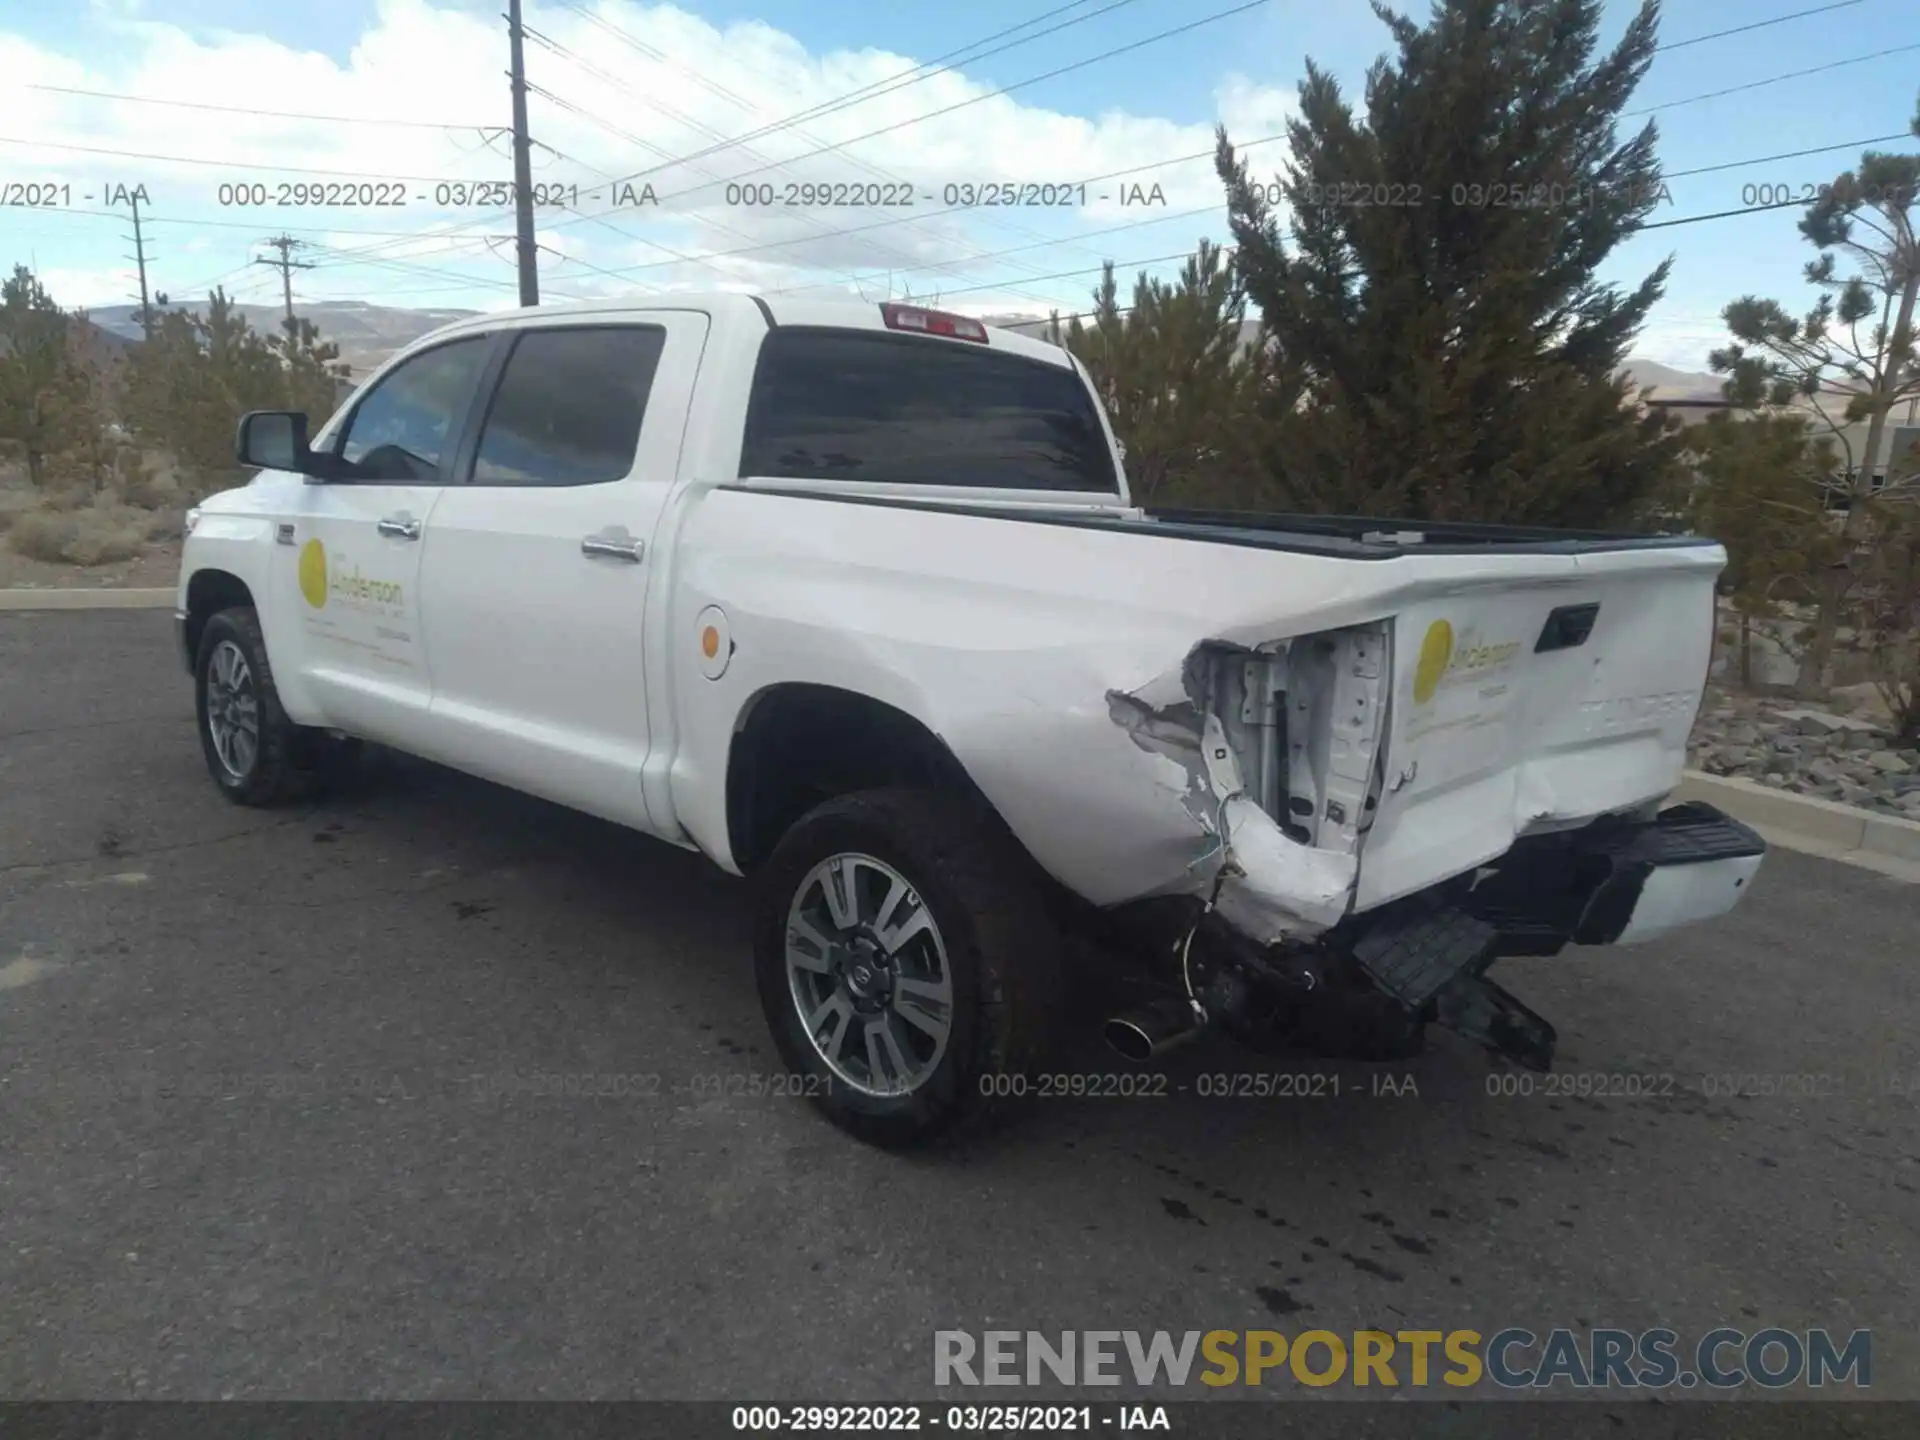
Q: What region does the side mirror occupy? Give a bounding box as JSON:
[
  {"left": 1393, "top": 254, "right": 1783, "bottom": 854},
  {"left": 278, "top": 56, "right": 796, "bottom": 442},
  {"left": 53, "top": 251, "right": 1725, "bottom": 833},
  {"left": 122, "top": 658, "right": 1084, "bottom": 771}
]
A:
[{"left": 235, "top": 410, "right": 313, "bottom": 474}]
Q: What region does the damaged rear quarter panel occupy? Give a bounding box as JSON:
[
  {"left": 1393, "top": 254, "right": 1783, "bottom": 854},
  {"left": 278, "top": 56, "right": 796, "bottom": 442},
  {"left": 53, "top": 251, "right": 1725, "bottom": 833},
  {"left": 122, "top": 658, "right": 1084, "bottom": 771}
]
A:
[{"left": 661, "top": 487, "right": 1723, "bottom": 934}]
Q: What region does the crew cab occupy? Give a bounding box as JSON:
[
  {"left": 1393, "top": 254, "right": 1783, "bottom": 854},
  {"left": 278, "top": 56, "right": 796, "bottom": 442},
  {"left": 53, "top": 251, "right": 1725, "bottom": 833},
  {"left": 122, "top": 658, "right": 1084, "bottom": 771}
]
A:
[{"left": 174, "top": 293, "right": 1766, "bottom": 1146}]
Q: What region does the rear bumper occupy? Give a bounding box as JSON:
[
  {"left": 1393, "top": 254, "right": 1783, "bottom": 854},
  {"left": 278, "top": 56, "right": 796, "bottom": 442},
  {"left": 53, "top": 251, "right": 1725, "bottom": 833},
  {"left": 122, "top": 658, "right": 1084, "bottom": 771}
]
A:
[
  {"left": 1465, "top": 801, "right": 1767, "bottom": 953},
  {"left": 1326, "top": 802, "right": 1766, "bottom": 1070}
]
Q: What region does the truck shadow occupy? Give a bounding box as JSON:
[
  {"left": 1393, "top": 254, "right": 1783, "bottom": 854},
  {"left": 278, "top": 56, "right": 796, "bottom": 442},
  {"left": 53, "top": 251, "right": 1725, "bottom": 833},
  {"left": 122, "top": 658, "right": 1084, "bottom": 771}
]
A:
[{"left": 325, "top": 747, "right": 1545, "bottom": 1147}]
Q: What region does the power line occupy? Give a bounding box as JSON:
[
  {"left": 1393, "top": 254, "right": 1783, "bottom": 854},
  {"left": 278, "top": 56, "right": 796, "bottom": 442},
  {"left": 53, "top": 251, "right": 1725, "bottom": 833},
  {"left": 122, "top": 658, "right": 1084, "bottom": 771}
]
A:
[
  {"left": 521, "top": 50, "right": 1105, "bottom": 301},
  {"left": 1666, "top": 132, "right": 1916, "bottom": 178},
  {"left": 18, "top": 83, "right": 500, "bottom": 131},
  {"left": 548, "top": 130, "right": 1294, "bottom": 280},
  {"left": 1636, "top": 194, "right": 1833, "bottom": 230},
  {"left": 1655, "top": 0, "right": 1865, "bottom": 52},
  {"left": 593, "top": 0, "right": 1148, "bottom": 186},
  {"left": 637, "top": 0, "right": 1272, "bottom": 209},
  {"left": 1627, "top": 42, "right": 1920, "bottom": 116},
  {"left": 831, "top": 191, "right": 1864, "bottom": 309},
  {"left": 0, "top": 133, "right": 474, "bottom": 183}
]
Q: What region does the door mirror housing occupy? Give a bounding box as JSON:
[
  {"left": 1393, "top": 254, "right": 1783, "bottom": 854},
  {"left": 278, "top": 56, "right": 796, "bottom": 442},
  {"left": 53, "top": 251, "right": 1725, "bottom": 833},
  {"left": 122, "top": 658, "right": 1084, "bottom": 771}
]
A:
[{"left": 235, "top": 410, "right": 314, "bottom": 475}]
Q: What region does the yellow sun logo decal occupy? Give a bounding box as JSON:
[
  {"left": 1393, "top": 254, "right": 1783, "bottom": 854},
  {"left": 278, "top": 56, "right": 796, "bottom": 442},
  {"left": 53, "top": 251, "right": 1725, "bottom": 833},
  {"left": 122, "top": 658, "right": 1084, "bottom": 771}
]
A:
[
  {"left": 1413, "top": 619, "right": 1453, "bottom": 704},
  {"left": 298, "top": 539, "right": 328, "bottom": 609}
]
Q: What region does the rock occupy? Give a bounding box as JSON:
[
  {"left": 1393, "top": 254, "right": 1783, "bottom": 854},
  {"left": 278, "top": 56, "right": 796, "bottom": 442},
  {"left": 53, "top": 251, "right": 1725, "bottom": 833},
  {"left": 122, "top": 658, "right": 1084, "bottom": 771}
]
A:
[
  {"left": 1724, "top": 723, "right": 1763, "bottom": 747},
  {"left": 1804, "top": 758, "right": 1853, "bottom": 789},
  {"left": 1866, "top": 750, "right": 1915, "bottom": 775},
  {"left": 1759, "top": 772, "right": 1790, "bottom": 788},
  {"left": 1777, "top": 707, "right": 1884, "bottom": 739},
  {"left": 1829, "top": 682, "right": 1894, "bottom": 719}
]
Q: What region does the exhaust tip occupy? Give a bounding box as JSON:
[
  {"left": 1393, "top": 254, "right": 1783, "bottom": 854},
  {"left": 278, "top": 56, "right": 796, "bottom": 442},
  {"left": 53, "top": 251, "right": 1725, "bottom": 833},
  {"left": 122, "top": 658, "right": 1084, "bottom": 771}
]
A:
[
  {"left": 1103, "top": 997, "right": 1206, "bottom": 1062},
  {"left": 1103, "top": 1017, "right": 1157, "bottom": 1064}
]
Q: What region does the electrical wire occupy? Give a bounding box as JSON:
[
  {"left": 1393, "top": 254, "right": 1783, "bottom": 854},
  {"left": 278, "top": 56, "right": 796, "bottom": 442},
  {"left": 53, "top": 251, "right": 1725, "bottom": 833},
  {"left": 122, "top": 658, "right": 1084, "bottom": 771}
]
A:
[
  {"left": 17, "top": 83, "right": 500, "bottom": 131},
  {"left": 1627, "top": 42, "right": 1920, "bottom": 116},
  {"left": 632, "top": 0, "right": 1273, "bottom": 208}
]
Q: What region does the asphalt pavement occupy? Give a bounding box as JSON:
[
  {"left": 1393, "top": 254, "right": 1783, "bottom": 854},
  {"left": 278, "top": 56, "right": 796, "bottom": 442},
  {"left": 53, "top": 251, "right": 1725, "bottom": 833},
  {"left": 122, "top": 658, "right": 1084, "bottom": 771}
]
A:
[{"left": 2, "top": 610, "right": 1916, "bottom": 1406}]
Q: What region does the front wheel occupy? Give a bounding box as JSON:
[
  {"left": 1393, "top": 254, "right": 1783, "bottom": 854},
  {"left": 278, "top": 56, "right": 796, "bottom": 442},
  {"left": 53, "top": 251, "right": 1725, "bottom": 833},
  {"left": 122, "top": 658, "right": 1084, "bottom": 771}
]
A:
[
  {"left": 752, "top": 788, "right": 1061, "bottom": 1148},
  {"left": 193, "top": 606, "right": 328, "bottom": 806}
]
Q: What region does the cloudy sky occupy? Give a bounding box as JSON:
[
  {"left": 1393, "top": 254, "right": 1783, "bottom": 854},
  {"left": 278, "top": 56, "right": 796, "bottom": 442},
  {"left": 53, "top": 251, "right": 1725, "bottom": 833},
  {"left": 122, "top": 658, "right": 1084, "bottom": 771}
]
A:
[{"left": 1, "top": 0, "right": 1915, "bottom": 370}]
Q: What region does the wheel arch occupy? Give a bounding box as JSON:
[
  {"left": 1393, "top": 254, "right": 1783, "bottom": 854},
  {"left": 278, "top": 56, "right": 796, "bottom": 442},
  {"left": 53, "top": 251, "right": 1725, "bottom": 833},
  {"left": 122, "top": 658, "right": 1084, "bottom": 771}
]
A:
[
  {"left": 724, "top": 682, "right": 1013, "bottom": 877},
  {"left": 182, "top": 567, "right": 256, "bottom": 666}
]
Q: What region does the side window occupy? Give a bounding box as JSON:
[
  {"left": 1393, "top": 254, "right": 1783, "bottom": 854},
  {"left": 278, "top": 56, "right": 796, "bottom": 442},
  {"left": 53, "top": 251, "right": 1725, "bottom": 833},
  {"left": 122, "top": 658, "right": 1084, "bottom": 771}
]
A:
[
  {"left": 336, "top": 337, "right": 489, "bottom": 482},
  {"left": 739, "top": 328, "right": 1119, "bottom": 493},
  {"left": 469, "top": 326, "right": 667, "bottom": 486}
]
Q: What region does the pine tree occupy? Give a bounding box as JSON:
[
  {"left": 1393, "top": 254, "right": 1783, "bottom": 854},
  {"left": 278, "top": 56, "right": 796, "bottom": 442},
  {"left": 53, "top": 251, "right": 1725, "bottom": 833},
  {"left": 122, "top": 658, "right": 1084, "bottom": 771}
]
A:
[
  {"left": 1683, "top": 412, "right": 1839, "bottom": 687},
  {"left": 1216, "top": 0, "right": 1681, "bottom": 527},
  {"left": 1709, "top": 96, "right": 1920, "bottom": 693},
  {"left": 269, "top": 315, "right": 351, "bottom": 427},
  {"left": 0, "top": 265, "right": 81, "bottom": 489},
  {"left": 1050, "top": 240, "right": 1270, "bottom": 505},
  {"left": 123, "top": 288, "right": 288, "bottom": 490}
]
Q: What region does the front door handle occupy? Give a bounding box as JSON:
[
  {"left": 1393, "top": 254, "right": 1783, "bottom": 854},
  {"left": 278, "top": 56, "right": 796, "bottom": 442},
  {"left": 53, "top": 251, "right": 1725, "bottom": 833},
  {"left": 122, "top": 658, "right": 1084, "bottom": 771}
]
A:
[
  {"left": 581, "top": 532, "right": 645, "bottom": 563},
  {"left": 376, "top": 515, "right": 422, "bottom": 540}
]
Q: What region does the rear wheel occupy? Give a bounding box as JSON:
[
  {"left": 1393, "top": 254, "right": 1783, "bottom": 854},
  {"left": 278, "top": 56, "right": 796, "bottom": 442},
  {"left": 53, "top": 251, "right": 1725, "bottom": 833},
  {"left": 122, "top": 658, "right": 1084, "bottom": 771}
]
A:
[{"left": 752, "top": 788, "right": 1061, "bottom": 1148}]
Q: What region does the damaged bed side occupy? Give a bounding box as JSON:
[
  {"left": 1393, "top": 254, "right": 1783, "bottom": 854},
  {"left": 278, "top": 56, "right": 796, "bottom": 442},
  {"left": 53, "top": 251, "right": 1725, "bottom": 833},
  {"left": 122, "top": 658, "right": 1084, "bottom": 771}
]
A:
[{"left": 1096, "top": 617, "right": 1759, "bottom": 1074}]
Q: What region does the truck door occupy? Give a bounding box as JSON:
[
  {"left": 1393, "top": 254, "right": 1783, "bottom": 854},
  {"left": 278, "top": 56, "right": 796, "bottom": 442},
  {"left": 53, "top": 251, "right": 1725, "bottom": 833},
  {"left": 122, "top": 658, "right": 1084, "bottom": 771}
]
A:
[
  {"left": 413, "top": 312, "right": 710, "bottom": 832},
  {"left": 277, "top": 334, "right": 493, "bottom": 752}
]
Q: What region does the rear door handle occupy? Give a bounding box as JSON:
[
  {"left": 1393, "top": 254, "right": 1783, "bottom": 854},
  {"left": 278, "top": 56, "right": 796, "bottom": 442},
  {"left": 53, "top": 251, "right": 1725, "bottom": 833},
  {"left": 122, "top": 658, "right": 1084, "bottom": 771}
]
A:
[
  {"left": 376, "top": 515, "right": 422, "bottom": 540},
  {"left": 581, "top": 532, "right": 644, "bottom": 563}
]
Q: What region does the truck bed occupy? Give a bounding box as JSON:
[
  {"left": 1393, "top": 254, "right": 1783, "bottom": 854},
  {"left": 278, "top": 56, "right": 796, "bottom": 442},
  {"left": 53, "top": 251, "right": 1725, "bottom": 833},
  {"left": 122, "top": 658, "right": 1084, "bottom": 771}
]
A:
[{"left": 725, "top": 483, "right": 1705, "bottom": 559}]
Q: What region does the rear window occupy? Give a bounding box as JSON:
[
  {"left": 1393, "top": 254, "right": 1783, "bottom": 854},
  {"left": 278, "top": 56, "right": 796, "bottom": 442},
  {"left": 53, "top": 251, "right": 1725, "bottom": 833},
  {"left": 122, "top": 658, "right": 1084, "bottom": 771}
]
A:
[{"left": 739, "top": 327, "right": 1118, "bottom": 493}]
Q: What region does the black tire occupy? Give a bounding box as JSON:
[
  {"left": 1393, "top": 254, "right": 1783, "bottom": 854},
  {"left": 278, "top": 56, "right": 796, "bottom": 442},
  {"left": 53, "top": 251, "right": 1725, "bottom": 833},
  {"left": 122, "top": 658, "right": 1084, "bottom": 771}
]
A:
[
  {"left": 193, "top": 606, "right": 329, "bottom": 807},
  {"left": 752, "top": 787, "right": 1062, "bottom": 1149}
]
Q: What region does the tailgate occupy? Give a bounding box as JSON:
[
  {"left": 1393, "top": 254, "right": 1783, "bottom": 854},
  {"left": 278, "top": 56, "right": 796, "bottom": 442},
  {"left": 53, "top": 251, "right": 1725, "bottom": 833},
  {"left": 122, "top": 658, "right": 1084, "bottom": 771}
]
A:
[{"left": 1353, "top": 545, "right": 1724, "bottom": 912}]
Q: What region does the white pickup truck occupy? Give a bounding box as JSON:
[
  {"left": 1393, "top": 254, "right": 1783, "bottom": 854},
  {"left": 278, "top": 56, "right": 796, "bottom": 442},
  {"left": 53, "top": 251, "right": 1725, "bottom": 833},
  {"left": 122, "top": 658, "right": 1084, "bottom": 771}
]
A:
[{"left": 175, "top": 293, "right": 1765, "bottom": 1146}]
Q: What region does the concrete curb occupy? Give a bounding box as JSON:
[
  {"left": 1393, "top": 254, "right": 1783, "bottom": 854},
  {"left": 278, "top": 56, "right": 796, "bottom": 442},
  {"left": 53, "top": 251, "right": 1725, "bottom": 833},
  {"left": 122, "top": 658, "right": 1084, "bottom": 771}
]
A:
[
  {"left": 0, "top": 588, "right": 174, "bottom": 611},
  {"left": 1675, "top": 770, "right": 1920, "bottom": 882}
]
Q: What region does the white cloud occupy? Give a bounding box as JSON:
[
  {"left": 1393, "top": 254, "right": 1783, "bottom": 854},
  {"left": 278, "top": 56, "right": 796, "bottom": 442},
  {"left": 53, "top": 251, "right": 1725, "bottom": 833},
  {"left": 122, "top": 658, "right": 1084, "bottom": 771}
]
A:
[{"left": 1, "top": 0, "right": 1295, "bottom": 314}]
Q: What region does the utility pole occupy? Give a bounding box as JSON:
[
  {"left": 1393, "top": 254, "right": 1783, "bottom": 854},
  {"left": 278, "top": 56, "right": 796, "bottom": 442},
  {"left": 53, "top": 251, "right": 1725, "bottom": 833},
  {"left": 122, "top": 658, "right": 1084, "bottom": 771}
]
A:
[
  {"left": 125, "top": 191, "right": 154, "bottom": 339},
  {"left": 254, "top": 235, "right": 315, "bottom": 338},
  {"left": 507, "top": 0, "right": 540, "bottom": 307}
]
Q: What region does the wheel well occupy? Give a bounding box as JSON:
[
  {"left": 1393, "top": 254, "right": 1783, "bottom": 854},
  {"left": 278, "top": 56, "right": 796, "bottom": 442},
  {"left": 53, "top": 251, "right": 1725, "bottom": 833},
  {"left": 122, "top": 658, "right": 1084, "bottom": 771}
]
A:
[
  {"left": 183, "top": 569, "right": 255, "bottom": 663},
  {"left": 725, "top": 684, "right": 997, "bottom": 874}
]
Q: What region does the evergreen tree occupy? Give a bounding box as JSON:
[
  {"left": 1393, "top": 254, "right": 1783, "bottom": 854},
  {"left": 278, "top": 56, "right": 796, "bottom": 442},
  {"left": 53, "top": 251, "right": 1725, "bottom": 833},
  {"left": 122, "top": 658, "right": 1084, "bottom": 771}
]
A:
[
  {"left": 269, "top": 315, "right": 351, "bottom": 428},
  {"left": 1682, "top": 412, "right": 1839, "bottom": 687},
  {"left": 124, "top": 288, "right": 290, "bottom": 490},
  {"left": 0, "top": 265, "right": 83, "bottom": 489},
  {"left": 1709, "top": 96, "right": 1920, "bottom": 692},
  {"left": 1216, "top": 0, "right": 1681, "bottom": 527},
  {"left": 1050, "top": 240, "right": 1270, "bottom": 505}
]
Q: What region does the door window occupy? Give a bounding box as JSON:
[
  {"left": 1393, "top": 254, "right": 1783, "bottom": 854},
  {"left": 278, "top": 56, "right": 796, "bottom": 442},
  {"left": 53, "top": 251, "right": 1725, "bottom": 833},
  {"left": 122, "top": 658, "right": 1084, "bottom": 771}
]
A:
[
  {"left": 468, "top": 326, "right": 667, "bottom": 486},
  {"left": 335, "top": 336, "right": 490, "bottom": 482}
]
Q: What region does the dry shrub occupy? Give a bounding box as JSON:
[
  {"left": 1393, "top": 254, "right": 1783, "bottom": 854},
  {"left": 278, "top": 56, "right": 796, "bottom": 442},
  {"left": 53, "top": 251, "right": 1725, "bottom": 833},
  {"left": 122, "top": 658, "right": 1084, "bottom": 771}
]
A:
[
  {"left": 8, "top": 503, "right": 152, "bottom": 566},
  {"left": 122, "top": 470, "right": 183, "bottom": 510}
]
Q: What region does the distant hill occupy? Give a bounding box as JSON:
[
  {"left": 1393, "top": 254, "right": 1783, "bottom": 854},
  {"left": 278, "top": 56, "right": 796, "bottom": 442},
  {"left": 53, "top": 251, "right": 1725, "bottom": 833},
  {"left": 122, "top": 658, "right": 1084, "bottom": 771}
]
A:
[
  {"left": 86, "top": 300, "right": 479, "bottom": 378},
  {"left": 1619, "top": 360, "right": 1724, "bottom": 401}
]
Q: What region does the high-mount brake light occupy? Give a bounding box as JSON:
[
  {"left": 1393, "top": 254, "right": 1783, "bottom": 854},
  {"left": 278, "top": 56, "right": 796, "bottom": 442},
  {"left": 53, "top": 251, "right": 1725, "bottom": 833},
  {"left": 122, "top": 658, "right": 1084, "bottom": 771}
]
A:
[{"left": 878, "top": 303, "right": 989, "bottom": 343}]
